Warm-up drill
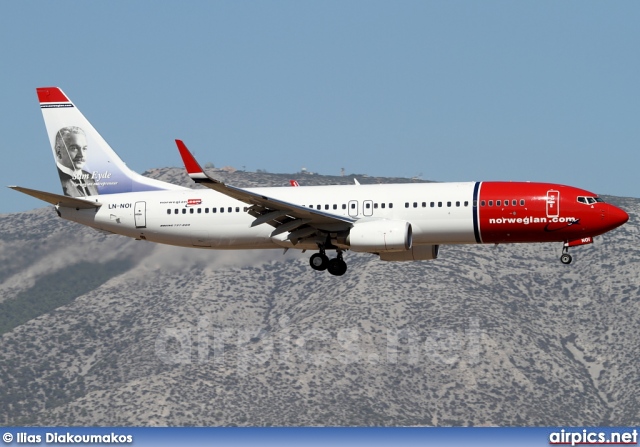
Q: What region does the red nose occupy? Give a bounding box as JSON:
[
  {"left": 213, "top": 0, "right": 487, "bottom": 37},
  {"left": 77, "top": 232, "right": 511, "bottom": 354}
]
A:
[{"left": 609, "top": 205, "right": 629, "bottom": 228}]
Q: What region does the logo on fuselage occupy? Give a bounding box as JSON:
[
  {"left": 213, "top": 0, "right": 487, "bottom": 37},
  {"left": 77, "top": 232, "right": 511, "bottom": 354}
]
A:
[
  {"left": 488, "top": 216, "right": 577, "bottom": 226},
  {"left": 546, "top": 190, "right": 560, "bottom": 218}
]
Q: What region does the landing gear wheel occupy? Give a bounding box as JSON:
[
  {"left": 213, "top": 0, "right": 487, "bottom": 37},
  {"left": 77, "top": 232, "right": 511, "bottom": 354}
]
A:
[
  {"left": 327, "top": 258, "right": 348, "bottom": 276},
  {"left": 560, "top": 253, "right": 572, "bottom": 265},
  {"left": 310, "top": 253, "right": 329, "bottom": 271}
]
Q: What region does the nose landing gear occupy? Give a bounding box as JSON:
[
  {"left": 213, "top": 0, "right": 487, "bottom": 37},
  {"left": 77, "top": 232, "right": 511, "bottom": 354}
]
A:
[
  {"left": 309, "top": 248, "right": 347, "bottom": 276},
  {"left": 560, "top": 246, "right": 572, "bottom": 265}
]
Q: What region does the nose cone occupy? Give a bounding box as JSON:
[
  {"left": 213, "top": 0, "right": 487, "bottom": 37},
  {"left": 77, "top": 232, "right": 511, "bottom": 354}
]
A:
[{"left": 610, "top": 205, "right": 629, "bottom": 229}]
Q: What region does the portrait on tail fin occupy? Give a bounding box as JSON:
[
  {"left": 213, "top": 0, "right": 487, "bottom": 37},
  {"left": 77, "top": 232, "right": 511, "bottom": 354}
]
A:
[{"left": 54, "top": 126, "right": 98, "bottom": 197}]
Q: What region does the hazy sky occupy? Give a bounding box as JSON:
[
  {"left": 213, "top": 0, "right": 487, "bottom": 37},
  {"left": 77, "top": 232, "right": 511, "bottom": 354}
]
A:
[{"left": 1, "top": 1, "right": 638, "bottom": 213}]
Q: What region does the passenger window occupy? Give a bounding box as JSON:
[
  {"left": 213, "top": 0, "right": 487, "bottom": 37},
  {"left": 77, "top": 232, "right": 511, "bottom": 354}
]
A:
[
  {"left": 174, "top": 209, "right": 178, "bottom": 214},
  {"left": 464, "top": 201, "right": 469, "bottom": 207},
  {"left": 374, "top": 203, "right": 378, "bottom": 209},
  {"left": 325, "top": 205, "right": 329, "bottom": 210},
  {"left": 520, "top": 200, "right": 524, "bottom": 206},
  {"left": 167, "top": 209, "right": 171, "bottom": 214},
  {"left": 212, "top": 208, "right": 217, "bottom": 213},
  {"left": 413, "top": 202, "right": 418, "bottom": 208},
  {"left": 389, "top": 203, "right": 393, "bottom": 209},
  {"left": 496, "top": 200, "right": 501, "bottom": 206},
  {"left": 197, "top": 208, "right": 202, "bottom": 214},
  {"left": 381, "top": 203, "right": 385, "bottom": 209},
  {"left": 422, "top": 202, "right": 426, "bottom": 207},
  {"left": 481, "top": 201, "right": 485, "bottom": 207},
  {"left": 182, "top": 209, "right": 187, "bottom": 214},
  {"left": 405, "top": 202, "right": 409, "bottom": 208},
  {"left": 456, "top": 201, "right": 460, "bottom": 207},
  {"left": 503, "top": 200, "right": 508, "bottom": 207},
  {"left": 236, "top": 207, "right": 240, "bottom": 212},
  {"left": 333, "top": 204, "right": 337, "bottom": 210},
  {"left": 512, "top": 200, "right": 516, "bottom": 206},
  {"left": 205, "top": 208, "right": 209, "bottom": 213},
  {"left": 447, "top": 202, "right": 451, "bottom": 207},
  {"left": 489, "top": 200, "right": 493, "bottom": 206},
  {"left": 190, "top": 208, "right": 194, "bottom": 214},
  {"left": 438, "top": 202, "right": 442, "bottom": 207},
  {"left": 228, "top": 207, "right": 232, "bottom": 213},
  {"left": 430, "top": 202, "right": 434, "bottom": 207},
  {"left": 342, "top": 204, "right": 347, "bottom": 209},
  {"left": 220, "top": 208, "right": 224, "bottom": 213}
]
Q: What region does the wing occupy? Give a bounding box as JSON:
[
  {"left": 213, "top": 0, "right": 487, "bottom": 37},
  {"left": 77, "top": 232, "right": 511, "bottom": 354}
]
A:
[
  {"left": 9, "top": 186, "right": 101, "bottom": 209},
  {"left": 175, "top": 140, "right": 355, "bottom": 244}
]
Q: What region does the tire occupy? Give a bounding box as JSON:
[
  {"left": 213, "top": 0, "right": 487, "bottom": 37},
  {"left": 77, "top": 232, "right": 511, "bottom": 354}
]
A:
[
  {"left": 310, "top": 253, "right": 329, "bottom": 271},
  {"left": 327, "top": 258, "right": 347, "bottom": 276},
  {"left": 560, "top": 253, "right": 572, "bottom": 265}
]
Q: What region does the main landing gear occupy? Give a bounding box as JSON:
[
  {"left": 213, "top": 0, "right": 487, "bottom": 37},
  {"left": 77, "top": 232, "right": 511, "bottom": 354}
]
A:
[
  {"left": 560, "top": 246, "right": 572, "bottom": 265},
  {"left": 309, "top": 249, "right": 347, "bottom": 276}
]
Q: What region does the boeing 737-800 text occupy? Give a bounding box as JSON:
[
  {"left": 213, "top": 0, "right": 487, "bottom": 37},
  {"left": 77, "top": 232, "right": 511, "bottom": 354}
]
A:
[{"left": 9, "top": 87, "right": 629, "bottom": 276}]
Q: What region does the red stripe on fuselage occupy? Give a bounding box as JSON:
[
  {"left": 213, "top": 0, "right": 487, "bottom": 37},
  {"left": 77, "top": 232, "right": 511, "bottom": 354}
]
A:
[{"left": 478, "top": 182, "right": 610, "bottom": 244}]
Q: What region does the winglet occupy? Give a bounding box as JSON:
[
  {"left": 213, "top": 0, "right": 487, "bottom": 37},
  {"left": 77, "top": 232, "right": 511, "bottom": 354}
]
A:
[{"left": 176, "top": 140, "right": 209, "bottom": 181}]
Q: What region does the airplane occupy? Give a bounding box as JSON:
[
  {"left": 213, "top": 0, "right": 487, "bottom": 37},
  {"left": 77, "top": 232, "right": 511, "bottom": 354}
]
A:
[{"left": 9, "top": 87, "right": 629, "bottom": 276}]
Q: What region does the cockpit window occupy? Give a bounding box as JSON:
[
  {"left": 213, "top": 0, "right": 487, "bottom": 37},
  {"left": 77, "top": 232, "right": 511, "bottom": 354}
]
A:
[{"left": 578, "top": 196, "right": 605, "bottom": 204}]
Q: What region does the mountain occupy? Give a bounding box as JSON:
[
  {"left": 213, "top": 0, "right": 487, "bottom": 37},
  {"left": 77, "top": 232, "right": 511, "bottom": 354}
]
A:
[{"left": 0, "top": 168, "right": 638, "bottom": 426}]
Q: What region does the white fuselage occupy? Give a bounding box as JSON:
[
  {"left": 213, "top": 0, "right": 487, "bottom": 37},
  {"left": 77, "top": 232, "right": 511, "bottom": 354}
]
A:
[{"left": 59, "top": 182, "right": 478, "bottom": 250}]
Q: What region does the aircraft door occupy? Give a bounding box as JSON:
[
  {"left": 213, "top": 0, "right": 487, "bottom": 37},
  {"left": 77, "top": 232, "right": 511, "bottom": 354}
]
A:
[
  {"left": 546, "top": 190, "right": 559, "bottom": 218},
  {"left": 134, "top": 201, "right": 147, "bottom": 228},
  {"left": 348, "top": 200, "right": 358, "bottom": 217},
  {"left": 363, "top": 200, "right": 373, "bottom": 216}
]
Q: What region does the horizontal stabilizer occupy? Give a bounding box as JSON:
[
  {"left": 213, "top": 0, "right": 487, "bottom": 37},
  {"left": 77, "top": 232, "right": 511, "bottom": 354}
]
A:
[{"left": 8, "top": 186, "right": 101, "bottom": 209}]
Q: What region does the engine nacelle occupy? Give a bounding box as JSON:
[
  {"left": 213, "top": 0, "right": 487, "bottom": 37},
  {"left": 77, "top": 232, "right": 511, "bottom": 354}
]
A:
[
  {"left": 379, "top": 244, "right": 439, "bottom": 262},
  {"left": 347, "top": 219, "right": 412, "bottom": 252}
]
